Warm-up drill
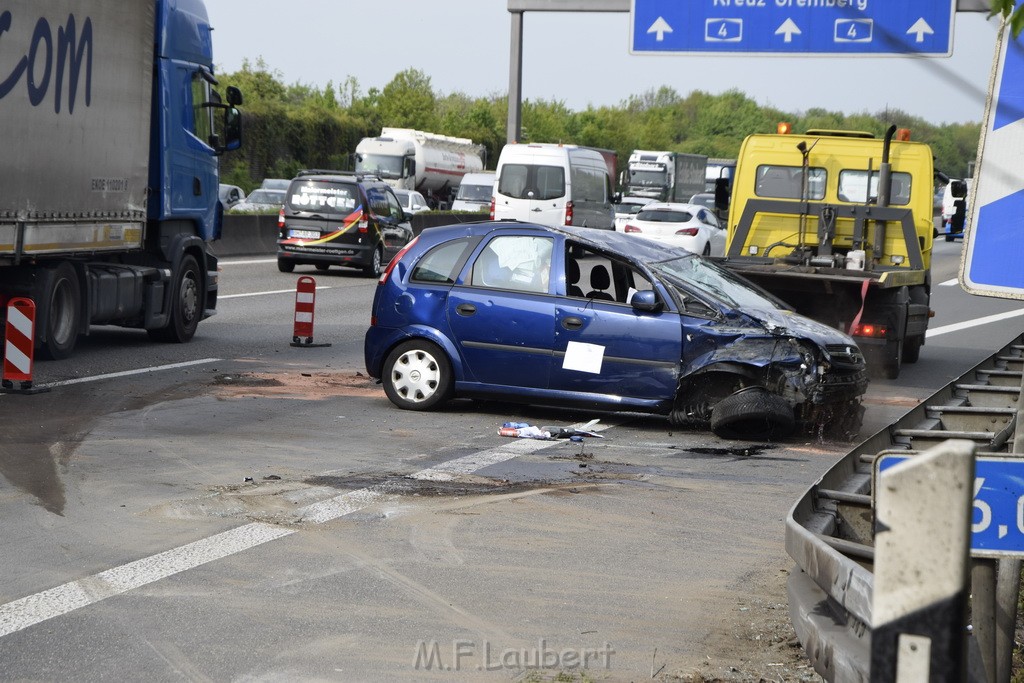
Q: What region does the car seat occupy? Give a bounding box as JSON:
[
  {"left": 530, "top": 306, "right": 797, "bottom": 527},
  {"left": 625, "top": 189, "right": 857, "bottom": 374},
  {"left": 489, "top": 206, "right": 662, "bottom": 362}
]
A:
[
  {"left": 476, "top": 249, "right": 512, "bottom": 288},
  {"left": 586, "top": 265, "right": 614, "bottom": 301},
  {"left": 565, "top": 258, "right": 584, "bottom": 297}
]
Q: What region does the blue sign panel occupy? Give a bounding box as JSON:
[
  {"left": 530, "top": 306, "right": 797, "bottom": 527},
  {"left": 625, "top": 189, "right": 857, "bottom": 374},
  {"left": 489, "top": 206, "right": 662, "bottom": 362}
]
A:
[
  {"left": 879, "top": 455, "right": 1024, "bottom": 557},
  {"left": 960, "top": 16, "right": 1024, "bottom": 299},
  {"left": 630, "top": 0, "right": 954, "bottom": 56}
]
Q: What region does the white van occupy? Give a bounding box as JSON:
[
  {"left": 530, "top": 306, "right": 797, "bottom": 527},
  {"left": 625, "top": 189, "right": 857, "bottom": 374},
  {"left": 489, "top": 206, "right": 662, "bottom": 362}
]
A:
[
  {"left": 451, "top": 172, "right": 496, "bottom": 212},
  {"left": 492, "top": 143, "right": 615, "bottom": 230}
]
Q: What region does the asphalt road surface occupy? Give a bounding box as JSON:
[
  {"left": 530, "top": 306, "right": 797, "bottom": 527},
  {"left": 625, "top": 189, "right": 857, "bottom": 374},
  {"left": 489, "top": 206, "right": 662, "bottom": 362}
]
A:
[{"left": 1, "top": 237, "right": 1021, "bottom": 681}]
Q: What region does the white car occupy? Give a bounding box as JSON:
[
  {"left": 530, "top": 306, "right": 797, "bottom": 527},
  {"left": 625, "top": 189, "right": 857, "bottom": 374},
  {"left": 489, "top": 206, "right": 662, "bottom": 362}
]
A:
[
  {"left": 614, "top": 196, "right": 653, "bottom": 231},
  {"left": 620, "top": 202, "right": 727, "bottom": 256},
  {"left": 394, "top": 189, "right": 430, "bottom": 215},
  {"left": 230, "top": 189, "right": 286, "bottom": 212}
]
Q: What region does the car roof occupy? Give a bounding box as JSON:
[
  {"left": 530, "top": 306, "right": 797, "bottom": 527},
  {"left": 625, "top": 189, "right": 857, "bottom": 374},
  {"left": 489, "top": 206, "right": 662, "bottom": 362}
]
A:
[
  {"left": 418, "top": 220, "right": 694, "bottom": 265},
  {"left": 639, "top": 202, "right": 703, "bottom": 212}
]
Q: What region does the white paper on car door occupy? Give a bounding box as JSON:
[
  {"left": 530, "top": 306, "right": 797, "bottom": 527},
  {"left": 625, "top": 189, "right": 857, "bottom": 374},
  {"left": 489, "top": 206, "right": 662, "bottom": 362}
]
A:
[{"left": 562, "top": 341, "right": 604, "bottom": 374}]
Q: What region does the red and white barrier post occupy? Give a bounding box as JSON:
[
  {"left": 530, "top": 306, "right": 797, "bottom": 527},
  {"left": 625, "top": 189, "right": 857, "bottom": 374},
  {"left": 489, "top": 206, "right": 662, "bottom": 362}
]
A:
[
  {"left": 290, "top": 276, "right": 330, "bottom": 348},
  {"left": 2, "top": 297, "right": 47, "bottom": 394}
]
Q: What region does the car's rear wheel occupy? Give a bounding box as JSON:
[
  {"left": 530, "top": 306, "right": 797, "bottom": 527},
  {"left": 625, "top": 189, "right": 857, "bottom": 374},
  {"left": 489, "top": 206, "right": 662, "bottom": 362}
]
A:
[
  {"left": 710, "top": 387, "right": 795, "bottom": 440},
  {"left": 363, "top": 247, "right": 383, "bottom": 278},
  {"left": 382, "top": 340, "right": 453, "bottom": 410},
  {"left": 315, "top": 264, "right": 330, "bottom": 272},
  {"left": 278, "top": 259, "right": 295, "bottom": 273},
  {"left": 701, "top": 242, "right": 711, "bottom": 256}
]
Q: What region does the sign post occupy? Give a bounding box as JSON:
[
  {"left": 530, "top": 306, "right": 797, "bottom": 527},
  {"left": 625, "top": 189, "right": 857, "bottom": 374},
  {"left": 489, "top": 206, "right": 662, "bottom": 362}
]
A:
[{"left": 630, "top": 0, "right": 955, "bottom": 56}]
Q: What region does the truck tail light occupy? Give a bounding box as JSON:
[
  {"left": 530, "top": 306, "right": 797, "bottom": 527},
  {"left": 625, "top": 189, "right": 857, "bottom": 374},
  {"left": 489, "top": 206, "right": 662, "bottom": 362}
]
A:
[
  {"left": 624, "top": 224, "right": 642, "bottom": 233},
  {"left": 564, "top": 200, "right": 574, "bottom": 226},
  {"left": 378, "top": 236, "right": 418, "bottom": 286},
  {"left": 675, "top": 228, "right": 699, "bottom": 236},
  {"left": 851, "top": 323, "right": 887, "bottom": 339}
]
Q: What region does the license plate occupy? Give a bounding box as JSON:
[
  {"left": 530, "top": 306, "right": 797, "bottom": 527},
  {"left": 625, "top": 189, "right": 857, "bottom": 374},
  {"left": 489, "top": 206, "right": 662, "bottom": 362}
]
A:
[{"left": 289, "top": 229, "right": 320, "bottom": 239}]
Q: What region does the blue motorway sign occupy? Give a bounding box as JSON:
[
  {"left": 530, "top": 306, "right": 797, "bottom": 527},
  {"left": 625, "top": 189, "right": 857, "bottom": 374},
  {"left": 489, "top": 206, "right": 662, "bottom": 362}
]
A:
[
  {"left": 960, "top": 18, "right": 1024, "bottom": 299},
  {"left": 878, "top": 455, "right": 1024, "bottom": 557},
  {"left": 630, "top": 0, "right": 954, "bottom": 56}
]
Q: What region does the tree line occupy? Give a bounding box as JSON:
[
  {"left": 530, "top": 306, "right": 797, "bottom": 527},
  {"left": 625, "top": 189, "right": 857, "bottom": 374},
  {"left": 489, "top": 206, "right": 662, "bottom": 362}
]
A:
[{"left": 217, "top": 60, "right": 981, "bottom": 193}]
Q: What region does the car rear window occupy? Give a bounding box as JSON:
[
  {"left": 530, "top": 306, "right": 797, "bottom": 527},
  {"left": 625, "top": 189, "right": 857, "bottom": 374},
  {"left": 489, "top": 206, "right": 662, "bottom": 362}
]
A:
[
  {"left": 286, "top": 180, "right": 359, "bottom": 214},
  {"left": 498, "top": 164, "right": 565, "bottom": 201},
  {"left": 636, "top": 209, "right": 692, "bottom": 223},
  {"left": 411, "top": 238, "right": 475, "bottom": 284}
]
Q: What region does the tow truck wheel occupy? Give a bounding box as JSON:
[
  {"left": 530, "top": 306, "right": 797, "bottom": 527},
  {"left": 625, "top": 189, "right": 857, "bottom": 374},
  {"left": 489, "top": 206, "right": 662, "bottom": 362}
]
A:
[
  {"left": 883, "top": 339, "right": 903, "bottom": 379},
  {"left": 37, "top": 261, "right": 81, "bottom": 360},
  {"left": 903, "top": 335, "right": 923, "bottom": 364},
  {"left": 148, "top": 254, "right": 201, "bottom": 343}
]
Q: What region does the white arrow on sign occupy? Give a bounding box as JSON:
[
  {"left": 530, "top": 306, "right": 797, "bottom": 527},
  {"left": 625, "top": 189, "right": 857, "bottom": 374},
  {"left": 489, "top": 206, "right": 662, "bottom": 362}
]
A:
[
  {"left": 647, "top": 16, "right": 673, "bottom": 42},
  {"left": 775, "top": 18, "right": 801, "bottom": 43},
  {"left": 907, "top": 18, "right": 934, "bottom": 43}
]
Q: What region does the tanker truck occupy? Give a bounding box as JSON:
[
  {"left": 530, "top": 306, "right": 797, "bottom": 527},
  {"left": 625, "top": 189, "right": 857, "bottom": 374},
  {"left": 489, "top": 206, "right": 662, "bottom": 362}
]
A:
[
  {"left": 0, "top": 0, "right": 241, "bottom": 366},
  {"left": 354, "top": 128, "right": 485, "bottom": 209}
]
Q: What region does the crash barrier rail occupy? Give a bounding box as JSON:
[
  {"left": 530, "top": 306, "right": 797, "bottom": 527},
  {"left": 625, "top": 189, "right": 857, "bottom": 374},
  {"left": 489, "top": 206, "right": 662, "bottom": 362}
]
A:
[
  {"left": 213, "top": 212, "right": 490, "bottom": 258},
  {"left": 787, "top": 332, "right": 1024, "bottom": 682}
]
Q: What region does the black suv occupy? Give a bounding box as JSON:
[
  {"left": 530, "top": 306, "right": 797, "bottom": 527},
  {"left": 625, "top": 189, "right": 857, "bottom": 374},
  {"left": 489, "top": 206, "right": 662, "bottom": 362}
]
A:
[{"left": 276, "top": 170, "right": 414, "bottom": 277}]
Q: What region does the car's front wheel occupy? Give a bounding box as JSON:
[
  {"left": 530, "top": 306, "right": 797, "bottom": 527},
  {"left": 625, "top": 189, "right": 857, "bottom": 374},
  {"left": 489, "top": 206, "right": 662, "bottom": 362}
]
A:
[{"left": 382, "top": 340, "right": 453, "bottom": 410}]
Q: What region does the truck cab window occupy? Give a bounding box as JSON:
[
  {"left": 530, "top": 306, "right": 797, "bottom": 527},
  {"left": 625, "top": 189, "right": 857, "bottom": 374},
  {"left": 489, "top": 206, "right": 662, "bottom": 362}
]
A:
[
  {"left": 191, "top": 74, "right": 216, "bottom": 148},
  {"left": 754, "top": 165, "right": 826, "bottom": 200}
]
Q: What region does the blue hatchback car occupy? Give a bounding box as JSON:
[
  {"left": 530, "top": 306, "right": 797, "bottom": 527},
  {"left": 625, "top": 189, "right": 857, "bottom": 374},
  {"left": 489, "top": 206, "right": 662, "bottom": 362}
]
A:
[{"left": 365, "top": 222, "right": 868, "bottom": 440}]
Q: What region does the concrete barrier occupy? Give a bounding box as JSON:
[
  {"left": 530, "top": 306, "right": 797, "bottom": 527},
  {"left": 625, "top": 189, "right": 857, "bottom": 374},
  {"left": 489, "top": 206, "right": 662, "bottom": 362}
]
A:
[{"left": 213, "top": 213, "right": 490, "bottom": 258}]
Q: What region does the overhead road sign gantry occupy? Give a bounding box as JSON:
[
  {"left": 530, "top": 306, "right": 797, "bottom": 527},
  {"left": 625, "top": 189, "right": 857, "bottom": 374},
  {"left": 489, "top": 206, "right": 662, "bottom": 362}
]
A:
[{"left": 630, "top": 0, "right": 955, "bottom": 56}]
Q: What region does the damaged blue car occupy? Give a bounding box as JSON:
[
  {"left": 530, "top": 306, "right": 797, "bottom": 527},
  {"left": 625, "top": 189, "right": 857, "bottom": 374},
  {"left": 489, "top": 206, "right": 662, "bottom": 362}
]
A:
[{"left": 364, "top": 222, "right": 868, "bottom": 440}]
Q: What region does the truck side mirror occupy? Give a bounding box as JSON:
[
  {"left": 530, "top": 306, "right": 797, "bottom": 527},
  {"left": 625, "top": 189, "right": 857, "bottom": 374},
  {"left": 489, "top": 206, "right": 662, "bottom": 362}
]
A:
[
  {"left": 950, "top": 180, "right": 967, "bottom": 198},
  {"left": 714, "top": 177, "right": 730, "bottom": 211},
  {"left": 226, "top": 86, "right": 243, "bottom": 107}
]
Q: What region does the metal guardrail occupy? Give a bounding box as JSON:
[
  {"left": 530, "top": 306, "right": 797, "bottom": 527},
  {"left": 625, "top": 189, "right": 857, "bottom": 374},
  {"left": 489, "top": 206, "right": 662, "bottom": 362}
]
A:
[{"left": 786, "top": 333, "right": 1024, "bottom": 681}]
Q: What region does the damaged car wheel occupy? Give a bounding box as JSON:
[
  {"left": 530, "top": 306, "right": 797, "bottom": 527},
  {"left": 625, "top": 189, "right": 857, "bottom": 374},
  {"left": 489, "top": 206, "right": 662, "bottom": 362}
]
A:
[{"left": 710, "top": 387, "right": 795, "bottom": 440}]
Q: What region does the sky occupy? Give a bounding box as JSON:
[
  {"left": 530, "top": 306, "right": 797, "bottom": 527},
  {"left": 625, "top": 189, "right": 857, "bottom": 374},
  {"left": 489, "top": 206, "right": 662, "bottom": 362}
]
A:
[{"left": 205, "top": 1, "right": 1004, "bottom": 126}]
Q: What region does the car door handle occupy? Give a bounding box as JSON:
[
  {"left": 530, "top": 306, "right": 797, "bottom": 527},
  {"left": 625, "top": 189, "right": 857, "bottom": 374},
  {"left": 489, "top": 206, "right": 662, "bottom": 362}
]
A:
[
  {"left": 456, "top": 303, "right": 477, "bottom": 316},
  {"left": 562, "top": 316, "right": 583, "bottom": 330}
]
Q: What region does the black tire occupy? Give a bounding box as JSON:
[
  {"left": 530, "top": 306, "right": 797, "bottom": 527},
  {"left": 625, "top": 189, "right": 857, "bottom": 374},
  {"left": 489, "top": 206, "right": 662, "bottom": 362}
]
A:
[
  {"left": 277, "top": 259, "right": 295, "bottom": 273},
  {"left": 37, "top": 261, "right": 81, "bottom": 360},
  {"left": 363, "top": 247, "right": 383, "bottom": 278},
  {"left": 945, "top": 234, "right": 954, "bottom": 242},
  {"left": 903, "top": 335, "right": 924, "bottom": 364},
  {"left": 382, "top": 340, "right": 453, "bottom": 411},
  {"left": 701, "top": 242, "right": 711, "bottom": 256},
  {"left": 148, "top": 254, "right": 202, "bottom": 343},
  {"left": 710, "top": 387, "right": 795, "bottom": 441},
  {"left": 883, "top": 338, "right": 902, "bottom": 380},
  {"left": 315, "top": 264, "right": 330, "bottom": 272}
]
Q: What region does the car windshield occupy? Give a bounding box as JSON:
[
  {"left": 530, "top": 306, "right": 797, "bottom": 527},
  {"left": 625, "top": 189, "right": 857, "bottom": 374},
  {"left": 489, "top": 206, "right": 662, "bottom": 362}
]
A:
[
  {"left": 246, "top": 190, "right": 285, "bottom": 204},
  {"left": 636, "top": 208, "right": 692, "bottom": 223},
  {"left": 286, "top": 180, "right": 359, "bottom": 214},
  {"left": 457, "top": 183, "right": 492, "bottom": 201},
  {"left": 355, "top": 154, "right": 403, "bottom": 179},
  {"left": 649, "top": 255, "right": 785, "bottom": 311},
  {"left": 629, "top": 169, "right": 666, "bottom": 187}
]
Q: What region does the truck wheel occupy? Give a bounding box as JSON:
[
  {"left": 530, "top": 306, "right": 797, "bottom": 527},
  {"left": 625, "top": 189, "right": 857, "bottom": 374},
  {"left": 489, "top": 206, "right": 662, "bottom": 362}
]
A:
[
  {"left": 277, "top": 259, "right": 295, "bottom": 273},
  {"left": 883, "top": 339, "right": 902, "bottom": 379},
  {"left": 903, "top": 335, "right": 923, "bottom": 364},
  {"left": 149, "top": 254, "right": 201, "bottom": 343},
  {"left": 382, "top": 340, "right": 452, "bottom": 410},
  {"left": 37, "top": 262, "right": 81, "bottom": 360},
  {"left": 710, "top": 387, "right": 795, "bottom": 441},
  {"left": 363, "top": 247, "right": 383, "bottom": 278}
]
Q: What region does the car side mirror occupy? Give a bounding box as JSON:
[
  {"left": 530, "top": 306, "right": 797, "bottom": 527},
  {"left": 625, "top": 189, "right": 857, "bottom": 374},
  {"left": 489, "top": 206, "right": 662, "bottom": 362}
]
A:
[{"left": 630, "top": 290, "right": 663, "bottom": 313}]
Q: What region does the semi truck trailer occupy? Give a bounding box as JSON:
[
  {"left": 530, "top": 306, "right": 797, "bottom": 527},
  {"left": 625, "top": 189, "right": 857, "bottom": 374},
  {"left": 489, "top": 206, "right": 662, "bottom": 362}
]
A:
[{"left": 0, "top": 0, "right": 242, "bottom": 362}]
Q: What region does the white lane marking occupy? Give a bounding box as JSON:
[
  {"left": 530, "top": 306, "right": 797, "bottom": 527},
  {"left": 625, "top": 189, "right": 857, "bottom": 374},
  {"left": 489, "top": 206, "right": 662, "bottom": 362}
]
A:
[
  {"left": 926, "top": 308, "right": 1024, "bottom": 338},
  {"left": 42, "top": 359, "right": 222, "bottom": 388},
  {"left": 219, "top": 286, "right": 330, "bottom": 300},
  {"left": 219, "top": 258, "right": 276, "bottom": 266},
  {"left": 938, "top": 278, "right": 959, "bottom": 287},
  {"left": 0, "top": 420, "right": 614, "bottom": 638}
]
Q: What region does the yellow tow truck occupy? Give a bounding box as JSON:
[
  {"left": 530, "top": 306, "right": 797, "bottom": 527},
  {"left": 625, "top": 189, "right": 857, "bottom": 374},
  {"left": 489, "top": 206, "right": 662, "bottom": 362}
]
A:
[{"left": 714, "top": 124, "right": 938, "bottom": 379}]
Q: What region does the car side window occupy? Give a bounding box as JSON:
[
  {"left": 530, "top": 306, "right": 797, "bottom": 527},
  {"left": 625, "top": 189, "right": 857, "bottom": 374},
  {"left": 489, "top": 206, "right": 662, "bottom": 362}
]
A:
[
  {"left": 471, "top": 236, "right": 553, "bottom": 293},
  {"left": 411, "top": 238, "right": 475, "bottom": 284},
  {"left": 366, "top": 187, "right": 392, "bottom": 218},
  {"left": 385, "top": 190, "right": 403, "bottom": 219}
]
